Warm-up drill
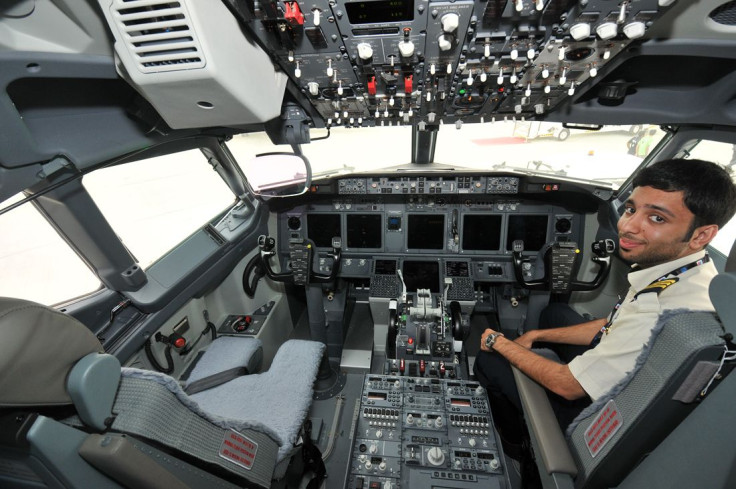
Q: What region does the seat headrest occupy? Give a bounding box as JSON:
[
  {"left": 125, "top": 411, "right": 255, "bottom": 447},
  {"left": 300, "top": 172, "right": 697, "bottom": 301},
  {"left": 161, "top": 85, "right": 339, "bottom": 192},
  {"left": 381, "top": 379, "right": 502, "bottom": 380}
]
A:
[
  {"left": 726, "top": 238, "right": 736, "bottom": 274},
  {"left": 0, "top": 297, "right": 103, "bottom": 407}
]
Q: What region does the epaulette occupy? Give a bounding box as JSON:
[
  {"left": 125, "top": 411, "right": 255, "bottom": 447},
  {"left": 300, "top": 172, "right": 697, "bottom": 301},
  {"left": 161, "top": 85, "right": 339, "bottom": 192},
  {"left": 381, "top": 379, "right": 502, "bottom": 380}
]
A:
[{"left": 634, "top": 277, "right": 679, "bottom": 298}]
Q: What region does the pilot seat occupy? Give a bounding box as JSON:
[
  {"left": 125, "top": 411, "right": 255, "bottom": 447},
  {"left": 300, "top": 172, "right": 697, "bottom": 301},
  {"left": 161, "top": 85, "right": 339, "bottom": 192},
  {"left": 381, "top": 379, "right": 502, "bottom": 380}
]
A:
[
  {"left": 0, "top": 297, "right": 324, "bottom": 489},
  {"left": 512, "top": 243, "right": 736, "bottom": 488}
]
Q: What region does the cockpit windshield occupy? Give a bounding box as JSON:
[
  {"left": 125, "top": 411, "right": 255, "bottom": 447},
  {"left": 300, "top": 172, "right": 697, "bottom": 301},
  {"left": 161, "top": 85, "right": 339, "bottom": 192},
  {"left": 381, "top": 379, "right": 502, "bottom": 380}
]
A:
[{"left": 228, "top": 123, "right": 668, "bottom": 189}]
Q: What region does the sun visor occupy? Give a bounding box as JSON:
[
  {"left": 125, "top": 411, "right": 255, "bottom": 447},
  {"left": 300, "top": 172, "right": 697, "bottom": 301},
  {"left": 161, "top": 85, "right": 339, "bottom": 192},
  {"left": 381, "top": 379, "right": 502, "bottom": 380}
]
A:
[
  {"left": 97, "top": 0, "right": 287, "bottom": 129},
  {"left": 0, "top": 298, "right": 103, "bottom": 407}
]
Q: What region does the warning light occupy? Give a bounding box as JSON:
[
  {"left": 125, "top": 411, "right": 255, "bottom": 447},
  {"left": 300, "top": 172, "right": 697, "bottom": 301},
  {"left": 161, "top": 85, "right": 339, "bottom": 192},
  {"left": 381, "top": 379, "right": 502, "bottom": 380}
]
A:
[
  {"left": 458, "top": 88, "right": 466, "bottom": 95},
  {"left": 408, "top": 337, "right": 414, "bottom": 345},
  {"left": 173, "top": 337, "right": 187, "bottom": 349}
]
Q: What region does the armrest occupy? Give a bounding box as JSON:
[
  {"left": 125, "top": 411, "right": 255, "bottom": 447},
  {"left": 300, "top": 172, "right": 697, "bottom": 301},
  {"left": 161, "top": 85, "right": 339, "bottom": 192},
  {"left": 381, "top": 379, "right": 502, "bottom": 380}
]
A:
[{"left": 511, "top": 366, "right": 578, "bottom": 477}]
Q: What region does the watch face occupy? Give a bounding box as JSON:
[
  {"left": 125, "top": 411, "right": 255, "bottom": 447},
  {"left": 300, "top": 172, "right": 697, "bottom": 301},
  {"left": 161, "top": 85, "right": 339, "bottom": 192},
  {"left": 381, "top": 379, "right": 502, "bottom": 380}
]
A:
[{"left": 485, "top": 335, "right": 493, "bottom": 349}]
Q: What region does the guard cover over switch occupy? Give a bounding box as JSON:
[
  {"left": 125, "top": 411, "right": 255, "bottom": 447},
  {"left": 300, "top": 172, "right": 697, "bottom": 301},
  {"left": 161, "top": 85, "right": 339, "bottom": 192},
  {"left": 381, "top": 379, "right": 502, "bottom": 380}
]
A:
[
  {"left": 367, "top": 76, "right": 377, "bottom": 96},
  {"left": 284, "top": 2, "right": 304, "bottom": 26}
]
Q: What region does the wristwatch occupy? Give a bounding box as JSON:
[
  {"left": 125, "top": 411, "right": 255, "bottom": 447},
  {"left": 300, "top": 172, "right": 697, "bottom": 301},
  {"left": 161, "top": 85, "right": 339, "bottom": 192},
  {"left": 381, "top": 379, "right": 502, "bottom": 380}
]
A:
[{"left": 484, "top": 332, "right": 505, "bottom": 350}]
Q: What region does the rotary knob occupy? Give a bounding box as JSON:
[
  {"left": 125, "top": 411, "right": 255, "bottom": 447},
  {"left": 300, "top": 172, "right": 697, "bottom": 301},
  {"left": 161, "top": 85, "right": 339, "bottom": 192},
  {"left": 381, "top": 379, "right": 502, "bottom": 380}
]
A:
[
  {"left": 569, "top": 23, "right": 591, "bottom": 41},
  {"left": 438, "top": 34, "right": 453, "bottom": 52},
  {"left": 398, "top": 40, "right": 415, "bottom": 58},
  {"left": 357, "top": 42, "right": 373, "bottom": 61},
  {"left": 441, "top": 13, "right": 460, "bottom": 33},
  {"left": 596, "top": 22, "right": 618, "bottom": 40},
  {"left": 427, "top": 446, "right": 445, "bottom": 466}
]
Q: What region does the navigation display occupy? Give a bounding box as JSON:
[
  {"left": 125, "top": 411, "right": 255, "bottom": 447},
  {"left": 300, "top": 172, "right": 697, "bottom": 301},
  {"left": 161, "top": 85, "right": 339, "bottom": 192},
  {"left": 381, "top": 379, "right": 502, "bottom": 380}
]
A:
[
  {"left": 347, "top": 214, "right": 382, "bottom": 249},
  {"left": 462, "top": 214, "right": 502, "bottom": 251},
  {"left": 402, "top": 260, "right": 440, "bottom": 293},
  {"left": 407, "top": 214, "right": 445, "bottom": 250},
  {"left": 307, "top": 214, "right": 341, "bottom": 248},
  {"left": 506, "top": 215, "right": 549, "bottom": 251}
]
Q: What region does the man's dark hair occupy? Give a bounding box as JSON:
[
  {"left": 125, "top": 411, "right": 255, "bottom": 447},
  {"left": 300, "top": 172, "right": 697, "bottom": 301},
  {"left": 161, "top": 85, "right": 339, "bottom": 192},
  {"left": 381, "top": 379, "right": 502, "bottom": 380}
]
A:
[{"left": 633, "top": 158, "right": 736, "bottom": 230}]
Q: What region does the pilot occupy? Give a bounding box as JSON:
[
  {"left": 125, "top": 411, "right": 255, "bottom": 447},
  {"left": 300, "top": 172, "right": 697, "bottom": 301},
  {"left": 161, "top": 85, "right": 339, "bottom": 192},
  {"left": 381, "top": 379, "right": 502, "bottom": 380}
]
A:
[{"left": 474, "top": 158, "right": 736, "bottom": 482}]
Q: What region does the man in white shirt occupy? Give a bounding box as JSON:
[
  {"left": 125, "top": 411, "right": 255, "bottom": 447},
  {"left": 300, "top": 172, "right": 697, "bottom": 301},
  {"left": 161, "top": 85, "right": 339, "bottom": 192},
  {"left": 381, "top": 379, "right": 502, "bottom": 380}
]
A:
[{"left": 474, "top": 158, "right": 736, "bottom": 478}]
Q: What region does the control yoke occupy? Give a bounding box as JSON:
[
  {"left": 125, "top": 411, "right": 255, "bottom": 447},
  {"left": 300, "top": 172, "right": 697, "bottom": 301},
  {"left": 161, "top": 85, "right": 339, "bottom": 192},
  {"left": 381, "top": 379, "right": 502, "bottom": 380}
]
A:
[
  {"left": 258, "top": 234, "right": 342, "bottom": 285},
  {"left": 512, "top": 239, "right": 615, "bottom": 292}
]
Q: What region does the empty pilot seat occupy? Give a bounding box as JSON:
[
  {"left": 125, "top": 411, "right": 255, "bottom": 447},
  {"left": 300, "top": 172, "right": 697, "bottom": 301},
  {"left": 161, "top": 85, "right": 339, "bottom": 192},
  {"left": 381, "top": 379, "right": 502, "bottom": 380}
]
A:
[
  {"left": 182, "top": 335, "right": 264, "bottom": 394},
  {"left": 187, "top": 339, "right": 325, "bottom": 463},
  {"left": 0, "top": 297, "right": 325, "bottom": 488}
]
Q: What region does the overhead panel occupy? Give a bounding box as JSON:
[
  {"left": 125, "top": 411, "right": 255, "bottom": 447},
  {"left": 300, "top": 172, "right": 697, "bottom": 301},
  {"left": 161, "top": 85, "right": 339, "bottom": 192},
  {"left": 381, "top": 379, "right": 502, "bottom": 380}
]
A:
[{"left": 237, "top": 0, "right": 676, "bottom": 129}]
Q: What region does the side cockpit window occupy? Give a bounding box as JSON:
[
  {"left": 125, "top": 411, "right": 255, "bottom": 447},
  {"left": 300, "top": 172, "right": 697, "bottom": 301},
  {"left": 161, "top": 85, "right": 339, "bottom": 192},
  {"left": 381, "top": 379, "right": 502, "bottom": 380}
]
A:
[
  {"left": 83, "top": 150, "right": 236, "bottom": 269},
  {"left": 683, "top": 140, "right": 736, "bottom": 255},
  {"left": 0, "top": 194, "right": 101, "bottom": 305}
]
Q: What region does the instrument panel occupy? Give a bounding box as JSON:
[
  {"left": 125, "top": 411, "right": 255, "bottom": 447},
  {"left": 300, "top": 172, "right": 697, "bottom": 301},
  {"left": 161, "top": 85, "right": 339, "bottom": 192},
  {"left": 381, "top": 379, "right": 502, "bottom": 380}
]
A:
[
  {"left": 277, "top": 185, "right": 585, "bottom": 285},
  {"left": 345, "top": 375, "right": 509, "bottom": 489}
]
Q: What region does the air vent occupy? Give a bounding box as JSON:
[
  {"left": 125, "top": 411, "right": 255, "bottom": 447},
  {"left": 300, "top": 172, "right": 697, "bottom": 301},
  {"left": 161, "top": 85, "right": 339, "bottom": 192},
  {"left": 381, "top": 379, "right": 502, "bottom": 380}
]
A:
[
  {"left": 709, "top": 0, "right": 736, "bottom": 26},
  {"left": 111, "top": 0, "right": 205, "bottom": 73}
]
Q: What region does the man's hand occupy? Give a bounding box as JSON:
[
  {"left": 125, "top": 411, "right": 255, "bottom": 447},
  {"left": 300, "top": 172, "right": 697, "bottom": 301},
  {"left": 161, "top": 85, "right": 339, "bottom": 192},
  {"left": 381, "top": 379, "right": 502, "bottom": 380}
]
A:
[{"left": 514, "top": 330, "right": 538, "bottom": 349}]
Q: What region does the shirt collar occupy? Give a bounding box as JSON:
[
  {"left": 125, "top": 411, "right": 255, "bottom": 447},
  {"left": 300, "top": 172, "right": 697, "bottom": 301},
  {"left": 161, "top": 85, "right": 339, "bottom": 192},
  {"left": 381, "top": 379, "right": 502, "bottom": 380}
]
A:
[{"left": 627, "top": 250, "right": 707, "bottom": 293}]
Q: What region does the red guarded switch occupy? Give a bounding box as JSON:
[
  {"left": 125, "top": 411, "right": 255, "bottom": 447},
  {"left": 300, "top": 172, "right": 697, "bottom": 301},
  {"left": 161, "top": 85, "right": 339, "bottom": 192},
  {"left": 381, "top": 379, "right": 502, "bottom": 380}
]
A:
[
  {"left": 367, "top": 76, "right": 377, "bottom": 96},
  {"left": 284, "top": 2, "right": 304, "bottom": 26},
  {"left": 404, "top": 75, "right": 413, "bottom": 94}
]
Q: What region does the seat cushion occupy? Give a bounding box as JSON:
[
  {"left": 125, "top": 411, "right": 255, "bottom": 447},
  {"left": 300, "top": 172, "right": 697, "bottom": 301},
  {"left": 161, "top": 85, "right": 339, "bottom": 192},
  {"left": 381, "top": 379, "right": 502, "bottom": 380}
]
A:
[
  {"left": 190, "top": 339, "right": 325, "bottom": 461},
  {"left": 183, "top": 336, "right": 263, "bottom": 388}
]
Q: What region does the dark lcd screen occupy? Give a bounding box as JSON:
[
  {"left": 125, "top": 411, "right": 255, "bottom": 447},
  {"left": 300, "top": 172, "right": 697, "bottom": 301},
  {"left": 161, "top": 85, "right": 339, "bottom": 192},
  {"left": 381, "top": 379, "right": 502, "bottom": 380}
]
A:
[
  {"left": 307, "top": 214, "right": 341, "bottom": 248},
  {"left": 407, "top": 214, "right": 445, "bottom": 250},
  {"left": 402, "top": 261, "right": 440, "bottom": 293},
  {"left": 344, "top": 0, "right": 414, "bottom": 24},
  {"left": 506, "top": 215, "right": 549, "bottom": 251},
  {"left": 374, "top": 259, "right": 397, "bottom": 275},
  {"left": 445, "top": 261, "right": 469, "bottom": 278},
  {"left": 347, "top": 214, "right": 382, "bottom": 248},
  {"left": 462, "top": 215, "right": 502, "bottom": 251}
]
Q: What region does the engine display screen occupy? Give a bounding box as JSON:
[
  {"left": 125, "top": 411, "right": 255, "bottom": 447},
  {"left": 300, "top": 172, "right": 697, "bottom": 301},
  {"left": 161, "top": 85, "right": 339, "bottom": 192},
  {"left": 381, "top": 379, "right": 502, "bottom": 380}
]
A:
[
  {"left": 402, "top": 260, "right": 440, "bottom": 293},
  {"left": 462, "top": 214, "right": 502, "bottom": 251},
  {"left": 307, "top": 214, "right": 341, "bottom": 248},
  {"left": 506, "top": 215, "right": 549, "bottom": 251},
  {"left": 445, "top": 261, "right": 469, "bottom": 278},
  {"left": 347, "top": 214, "right": 382, "bottom": 249},
  {"left": 344, "top": 0, "right": 414, "bottom": 25},
  {"left": 374, "top": 259, "right": 397, "bottom": 275},
  {"left": 407, "top": 214, "right": 445, "bottom": 250}
]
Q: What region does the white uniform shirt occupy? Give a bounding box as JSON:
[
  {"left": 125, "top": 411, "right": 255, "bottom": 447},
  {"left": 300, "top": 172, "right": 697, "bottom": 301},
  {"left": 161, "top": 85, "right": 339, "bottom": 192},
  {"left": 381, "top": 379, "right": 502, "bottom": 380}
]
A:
[{"left": 568, "top": 250, "right": 716, "bottom": 400}]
